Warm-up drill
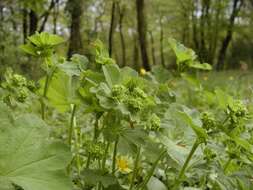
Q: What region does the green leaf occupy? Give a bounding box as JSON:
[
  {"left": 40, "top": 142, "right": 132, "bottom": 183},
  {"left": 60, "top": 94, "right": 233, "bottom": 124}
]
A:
[
  {"left": 190, "top": 62, "right": 212, "bottom": 71},
  {"left": 58, "top": 55, "right": 88, "bottom": 76},
  {"left": 82, "top": 169, "right": 118, "bottom": 188},
  {"left": 70, "top": 54, "right": 89, "bottom": 70},
  {"left": 19, "top": 43, "right": 37, "bottom": 56},
  {"left": 102, "top": 64, "right": 121, "bottom": 88},
  {"left": 160, "top": 135, "right": 189, "bottom": 166},
  {"left": 28, "top": 32, "right": 65, "bottom": 47},
  {"left": 177, "top": 108, "right": 208, "bottom": 143},
  {"left": 215, "top": 88, "right": 233, "bottom": 109},
  {"left": 168, "top": 38, "right": 197, "bottom": 63},
  {"left": 120, "top": 67, "right": 139, "bottom": 82},
  {"left": 40, "top": 71, "right": 79, "bottom": 112},
  {"left": 232, "top": 137, "right": 253, "bottom": 153},
  {"left": 147, "top": 177, "right": 167, "bottom": 190},
  {"left": 58, "top": 62, "right": 82, "bottom": 76},
  {"left": 0, "top": 108, "right": 72, "bottom": 190}
]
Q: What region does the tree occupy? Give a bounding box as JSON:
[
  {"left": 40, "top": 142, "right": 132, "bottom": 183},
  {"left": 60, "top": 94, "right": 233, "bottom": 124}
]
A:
[
  {"left": 66, "top": 0, "right": 83, "bottom": 58},
  {"left": 108, "top": 0, "right": 116, "bottom": 57},
  {"left": 39, "top": 0, "right": 56, "bottom": 32},
  {"left": 29, "top": 9, "right": 38, "bottom": 35},
  {"left": 216, "top": 0, "right": 244, "bottom": 70},
  {"left": 117, "top": 2, "right": 126, "bottom": 66},
  {"left": 136, "top": 0, "right": 151, "bottom": 71}
]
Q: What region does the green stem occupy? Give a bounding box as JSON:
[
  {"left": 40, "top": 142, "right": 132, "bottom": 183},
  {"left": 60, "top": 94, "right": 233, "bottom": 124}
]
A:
[
  {"left": 97, "top": 142, "right": 110, "bottom": 190},
  {"left": 68, "top": 104, "right": 77, "bottom": 146},
  {"left": 222, "top": 116, "right": 229, "bottom": 125},
  {"left": 129, "top": 147, "right": 141, "bottom": 190},
  {"left": 86, "top": 153, "right": 91, "bottom": 169},
  {"left": 173, "top": 139, "right": 199, "bottom": 189},
  {"left": 94, "top": 117, "right": 99, "bottom": 142},
  {"left": 112, "top": 137, "right": 119, "bottom": 174},
  {"left": 138, "top": 150, "right": 167, "bottom": 190},
  {"left": 102, "top": 142, "right": 110, "bottom": 170},
  {"left": 75, "top": 126, "right": 81, "bottom": 174},
  {"left": 41, "top": 74, "right": 50, "bottom": 120},
  {"left": 86, "top": 116, "right": 100, "bottom": 169},
  {"left": 223, "top": 158, "right": 232, "bottom": 173}
]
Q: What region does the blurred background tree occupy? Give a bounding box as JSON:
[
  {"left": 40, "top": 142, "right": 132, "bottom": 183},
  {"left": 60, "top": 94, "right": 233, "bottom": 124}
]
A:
[{"left": 0, "top": 0, "right": 252, "bottom": 78}]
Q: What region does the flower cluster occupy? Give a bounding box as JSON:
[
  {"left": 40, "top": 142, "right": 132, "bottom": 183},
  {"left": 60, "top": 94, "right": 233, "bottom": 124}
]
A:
[
  {"left": 85, "top": 141, "right": 105, "bottom": 159},
  {"left": 201, "top": 112, "right": 217, "bottom": 131},
  {"left": 226, "top": 100, "right": 248, "bottom": 123},
  {"left": 92, "top": 40, "right": 115, "bottom": 65},
  {"left": 111, "top": 80, "right": 155, "bottom": 113},
  {"left": 1, "top": 69, "right": 36, "bottom": 103},
  {"left": 145, "top": 113, "right": 161, "bottom": 131},
  {"left": 203, "top": 147, "right": 216, "bottom": 161}
]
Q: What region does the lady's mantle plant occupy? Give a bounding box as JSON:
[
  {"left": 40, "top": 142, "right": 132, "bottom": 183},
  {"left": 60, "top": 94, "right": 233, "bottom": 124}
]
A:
[{"left": 0, "top": 32, "right": 252, "bottom": 190}]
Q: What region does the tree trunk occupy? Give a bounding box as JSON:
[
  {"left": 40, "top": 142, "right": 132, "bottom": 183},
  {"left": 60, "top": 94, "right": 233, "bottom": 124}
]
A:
[
  {"left": 22, "top": 9, "right": 28, "bottom": 43},
  {"left": 117, "top": 3, "right": 126, "bottom": 66},
  {"left": 67, "top": 0, "right": 83, "bottom": 58},
  {"left": 53, "top": 0, "right": 59, "bottom": 34},
  {"left": 39, "top": 0, "right": 55, "bottom": 32},
  {"left": 179, "top": 0, "right": 190, "bottom": 45},
  {"left": 199, "top": 0, "right": 206, "bottom": 61},
  {"left": 191, "top": 0, "right": 199, "bottom": 51},
  {"left": 108, "top": 0, "right": 116, "bottom": 57},
  {"left": 159, "top": 16, "right": 165, "bottom": 67},
  {"left": 216, "top": 0, "right": 243, "bottom": 70},
  {"left": 29, "top": 10, "right": 38, "bottom": 35},
  {"left": 209, "top": 0, "right": 222, "bottom": 65},
  {"left": 149, "top": 31, "right": 156, "bottom": 65},
  {"left": 136, "top": 0, "right": 151, "bottom": 71},
  {"left": 133, "top": 35, "right": 140, "bottom": 70}
]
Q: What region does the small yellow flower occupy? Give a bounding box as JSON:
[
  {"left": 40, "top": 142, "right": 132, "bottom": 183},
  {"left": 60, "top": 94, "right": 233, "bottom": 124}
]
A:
[
  {"left": 229, "top": 76, "right": 234, "bottom": 81},
  {"left": 140, "top": 68, "right": 146, "bottom": 75},
  {"left": 203, "top": 76, "right": 208, "bottom": 81},
  {"left": 116, "top": 156, "right": 132, "bottom": 173}
]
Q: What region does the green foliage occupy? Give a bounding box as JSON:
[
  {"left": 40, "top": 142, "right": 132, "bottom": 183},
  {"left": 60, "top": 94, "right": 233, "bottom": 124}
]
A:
[
  {"left": 0, "top": 103, "right": 72, "bottom": 190},
  {"left": 92, "top": 39, "right": 115, "bottom": 65},
  {"left": 1, "top": 68, "right": 36, "bottom": 105},
  {"left": 1, "top": 33, "right": 253, "bottom": 190},
  {"left": 20, "top": 32, "right": 65, "bottom": 58},
  {"left": 168, "top": 38, "right": 212, "bottom": 72}
]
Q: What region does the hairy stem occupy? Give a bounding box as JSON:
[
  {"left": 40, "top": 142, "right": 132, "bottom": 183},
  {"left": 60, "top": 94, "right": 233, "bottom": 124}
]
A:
[
  {"left": 129, "top": 146, "right": 141, "bottom": 190},
  {"left": 223, "top": 158, "right": 232, "bottom": 173},
  {"left": 173, "top": 139, "right": 199, "bottom": 189},
  {"left": 41, "top": 74, "right": 50, "bottom": 120},
  {"left": 138, "top": 150, "right": 167, "bottom": 189},
  {"left": 112, "top": 137, "right": 119, "bottom": 174},
  {"left": 75, "top": 126, "right": 81, "bottom": 174},
  {"left": 68, "top": 104, "right": 77, "bottom": 146},
  {"left": 102, "top": 142, "right": 110, "bottom": 170},
  {"left": 86, "top": 116, "right": 100, "bottom": 169}
]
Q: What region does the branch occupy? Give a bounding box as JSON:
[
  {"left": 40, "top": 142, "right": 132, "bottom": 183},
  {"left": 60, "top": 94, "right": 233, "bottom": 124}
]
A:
[{"left": 39, "top": 0, "right": 55, "bottom": 32}]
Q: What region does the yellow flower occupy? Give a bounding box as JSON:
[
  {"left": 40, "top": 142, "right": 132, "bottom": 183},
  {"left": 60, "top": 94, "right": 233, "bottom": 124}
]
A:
[
  {"left": 140, "top": 68, "right": 146, "bottom": 75},
  {"left": 116, "top": 156, "right": 132, "bottom": 173},
  {"left": 229, "top": 76, "right": 234, "bottom": 81},
  {"left": 203, "top": 76, "right": 208, "bottom": 81}
]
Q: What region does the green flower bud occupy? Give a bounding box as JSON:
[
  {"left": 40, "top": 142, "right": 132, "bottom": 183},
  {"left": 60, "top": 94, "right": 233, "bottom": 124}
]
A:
[
  {"left": 132, "top": 87, "right": 147, "bottom": 98},
  {"left": 149, "top": 114, "right": 161, "bottom": 131},
  {"left": 17, "top": 88, "right": 28, "bottom": 102},
  {"left": 111, "top": 85, "right": 127, "bottom": 100},
  {"left": 12, "top": 74, "right": 27, "bottom": 87},
  {"left": 85, "top": 141, "right": 105, "bottom": 159},
  {"left": 226, "top": 100, "right": 248, "bottom": 120},
  {"left": 204, "top": 147, "right": 216, "bottom": 161},
  {"left": 201, "top": 112, "right": 216, "bottom": 131}
]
